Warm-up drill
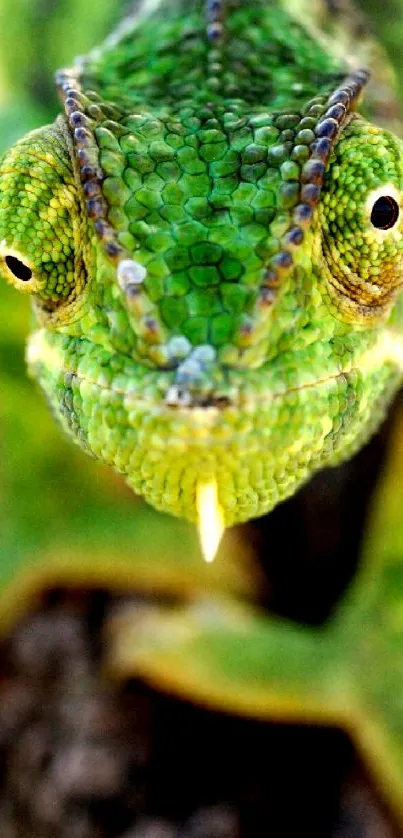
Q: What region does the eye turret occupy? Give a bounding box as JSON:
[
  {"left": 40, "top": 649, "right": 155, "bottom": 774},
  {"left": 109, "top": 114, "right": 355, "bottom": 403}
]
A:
[
  {"left": 319, "top": 120, "right": 403, "bottom": 319},
  {"left": 0, "top": 120, "right": 85, "bottom": 312}
]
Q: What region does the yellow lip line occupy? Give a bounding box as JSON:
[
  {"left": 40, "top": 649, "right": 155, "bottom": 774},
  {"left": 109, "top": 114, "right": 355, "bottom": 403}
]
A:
[
  {"left": 27, "top": 328, "right": 403, "bottom": 441},
  {"left": 70, "top": 367, "right": 344, "bottom": 405},
  {"left": 28, "top": 328, "right": 346, "bottom": 408}
]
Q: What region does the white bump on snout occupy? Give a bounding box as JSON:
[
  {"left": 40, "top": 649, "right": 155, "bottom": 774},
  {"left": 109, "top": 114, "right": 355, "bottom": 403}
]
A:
[{"left": 117, "top": 259, "right": 147, "bottom": 292}]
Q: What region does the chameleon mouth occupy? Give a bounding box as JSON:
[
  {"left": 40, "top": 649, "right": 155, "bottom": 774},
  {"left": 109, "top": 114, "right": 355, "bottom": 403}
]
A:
[
  {"left": 27, "top": 326, "right": 348, "bottom": 433},
  {"left": 27, "top": 326, "right": 403, "bottom": 411},
  {"left": 27, "top": 326, "right": 403, "bottom": 527},
  {"left": 26, "top": 326, "right": 403, "bottom": 441}
]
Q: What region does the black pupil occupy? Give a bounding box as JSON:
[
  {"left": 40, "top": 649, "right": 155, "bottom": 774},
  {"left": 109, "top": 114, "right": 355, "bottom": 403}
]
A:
[
  {"left": 370, "top": 195, "right": 399, "bottom": 230},
  {"left": 5, "top": 255, "right": 32, "bottom": 281}
]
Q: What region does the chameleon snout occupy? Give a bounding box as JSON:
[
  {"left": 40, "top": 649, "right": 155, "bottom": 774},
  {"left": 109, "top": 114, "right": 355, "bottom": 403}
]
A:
[
  {"left": 164, "top": 341, "right": 228, "bottom": 408},
  {"left": 27, "top": 325, "right": 403, "bottom": 526}
]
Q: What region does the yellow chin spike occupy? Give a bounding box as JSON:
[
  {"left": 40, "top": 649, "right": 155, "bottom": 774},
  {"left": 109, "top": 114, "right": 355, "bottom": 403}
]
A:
[{"left": 196, "top": 479, "right": 225, "bottom": 563}]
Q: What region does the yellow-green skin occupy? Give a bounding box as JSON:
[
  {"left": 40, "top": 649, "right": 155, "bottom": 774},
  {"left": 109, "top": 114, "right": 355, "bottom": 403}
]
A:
[{"left": 2, "top": 0, "right": 403, "bottom": 526}]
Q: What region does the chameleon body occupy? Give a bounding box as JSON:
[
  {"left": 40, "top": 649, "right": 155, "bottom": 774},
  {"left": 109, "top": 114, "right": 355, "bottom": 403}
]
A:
[{"left": 2, "top": 0, "right": 403, "bottom": 527}]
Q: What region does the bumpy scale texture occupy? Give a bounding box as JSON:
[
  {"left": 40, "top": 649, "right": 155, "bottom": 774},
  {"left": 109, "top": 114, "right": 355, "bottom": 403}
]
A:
[{"left": 2, "top": 0, "right": 403, "bottom": 525}]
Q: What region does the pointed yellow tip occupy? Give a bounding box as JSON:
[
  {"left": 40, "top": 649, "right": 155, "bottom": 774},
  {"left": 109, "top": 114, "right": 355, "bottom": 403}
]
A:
[{"left": 196, "top": 479, "right": 225, "bottom": 563}]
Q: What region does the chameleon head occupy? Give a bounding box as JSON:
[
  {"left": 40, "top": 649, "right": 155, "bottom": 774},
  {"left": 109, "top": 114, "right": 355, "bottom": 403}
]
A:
[{"left": 2, "top": 106, "right": 403, "bottom": 533}]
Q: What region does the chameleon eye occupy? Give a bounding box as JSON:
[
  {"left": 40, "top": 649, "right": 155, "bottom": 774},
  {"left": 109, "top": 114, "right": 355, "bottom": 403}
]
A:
[
  {"left": 5, "top": 254, "right": 33, "bottom": 282},
  {"left": 370, "top": 195, "right": 399, "bottom": 230}
]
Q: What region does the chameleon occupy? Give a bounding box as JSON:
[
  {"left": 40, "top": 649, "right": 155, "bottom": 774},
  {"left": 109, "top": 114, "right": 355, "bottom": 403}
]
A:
[
  {"left": 3, "top": 0, "right": 403, "bottom": 556},
  {"left": 4, "top": 0, "right": 403, "bottom": 830}
]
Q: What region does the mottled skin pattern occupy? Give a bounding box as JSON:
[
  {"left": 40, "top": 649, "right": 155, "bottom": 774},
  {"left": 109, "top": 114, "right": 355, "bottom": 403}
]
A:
[{"left": 1, "top": 0, "right": 403, "bottom": 526}]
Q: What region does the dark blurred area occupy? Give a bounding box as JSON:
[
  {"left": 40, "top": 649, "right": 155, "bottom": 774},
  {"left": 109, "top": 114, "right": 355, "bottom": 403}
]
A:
[{"left": 0, "top": 583, "right": 398, "bottom": 838}]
